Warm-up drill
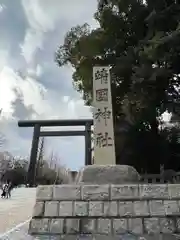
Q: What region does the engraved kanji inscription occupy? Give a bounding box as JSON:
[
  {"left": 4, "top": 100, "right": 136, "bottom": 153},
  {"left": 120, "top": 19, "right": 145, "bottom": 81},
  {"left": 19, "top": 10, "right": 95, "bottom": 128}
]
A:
[
  {"left": 95, "top": 132, "right": 113, "bottom": 148},
  {"left": 96, "top": 88, "right": 108, "bottom": 102},
  {"left": 95, "top": 68, "right": 109, "bottom": 84},
  {"left": 94, "top": 107, "right": 111, "bottom": 126}
]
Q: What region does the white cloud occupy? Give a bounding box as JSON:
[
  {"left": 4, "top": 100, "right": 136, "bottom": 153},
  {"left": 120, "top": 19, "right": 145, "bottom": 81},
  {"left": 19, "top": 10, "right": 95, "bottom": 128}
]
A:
[
  {"left": 22, "top": 0, "right": 98, "bottom": 31},
  {"left": 18, "top": 77, "right": 47, "bottom": 114},
  {"left": 0, "top": 0, "right": 97, "bottom": 169},
  {"left": 0, "top": 118, "right": 32, "bottom": 155},
  {"left": 0, "top": 50, "right": 9, "bottom": 72},
  {"left": 62, "top": 96, "right": 70, "bottom": 103},
  {"left": 26, "top": 65, "right": 43, "bottom": 79},
  {"left": 0, "top": 65, "right": 92, "bottom": 122},
  {"left": 20, "top": 0, "right": 98, "bottom": 65},
  {"left": 21, "top": 0, "right": 55, "bottom": 32},
  {"left": 0, "top": 66, "right": 19, "bottom": 117},
  {"left": 36, "top": 65, "right": 42, "bottom": 77},
  {"left": 0, "top": 4, "right": 6, "bottom": 13},
  {"left": 41, "top": 89, "right": 92, "bottom": 120},
  {"left": 20, "top": 0, "right": 51, "bottom": 64},
  {"left": 20, "top": 29, "right": 44, "bottom": 64},
  {"left": 20, "top": 0, "right": 59, "bottom": 65}
]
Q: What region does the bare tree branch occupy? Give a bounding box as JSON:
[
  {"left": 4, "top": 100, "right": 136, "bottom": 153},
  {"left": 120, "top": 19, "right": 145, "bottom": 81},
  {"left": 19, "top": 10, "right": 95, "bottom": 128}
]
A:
[
  {"left": 0, "top": 108, "right": 5, "bottom": 149},
  {"left": 0, "top": 133, "right": 5, "bottom": 149}
]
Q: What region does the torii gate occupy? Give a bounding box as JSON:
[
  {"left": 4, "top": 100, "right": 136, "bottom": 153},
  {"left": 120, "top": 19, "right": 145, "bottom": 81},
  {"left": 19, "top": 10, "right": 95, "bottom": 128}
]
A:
[{"left": 18, "top": 119, "right": 93, "bottom": 186}]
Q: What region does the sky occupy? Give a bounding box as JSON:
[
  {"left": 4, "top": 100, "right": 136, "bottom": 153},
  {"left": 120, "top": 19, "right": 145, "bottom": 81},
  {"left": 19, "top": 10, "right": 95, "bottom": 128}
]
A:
[{"left": 0, "top": 0, "right": 98, "bottom": 170}]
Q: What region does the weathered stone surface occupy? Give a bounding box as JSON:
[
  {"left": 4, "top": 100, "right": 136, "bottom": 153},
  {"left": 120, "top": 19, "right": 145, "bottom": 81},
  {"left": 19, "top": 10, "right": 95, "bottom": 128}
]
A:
[
  {"left": 103, "top": 201, "right": 118, "bottom": 216},
  {"left": 76, "top": 165, "right": 140, "bottom": 184},
  {"left": 144, "top": 218, "right": 160, "bottom": 234},
  {"left": 97, "top": 219, "right": 111, "bottom": 234},
  {"left": 111, "top": 184, "right": 139, "bottom": 200},
  {"left": 159, "top": 218, "right": 176, "bottom": 233},
  {"left": 29, "top": 183, "right": 180, "bottom": 239},
  {"left": 161, "top": 235, "right": 180, "bottom": 240},
  {"left": 168, "top": 184, "right": 180, "bottom": 199},
  {"left": 128, "top": 218, "right": 143, "bottom": 234},
  {"left": 49, "top": 234, "right": 180, "bottom": 240},
  {"left": 49, "top": 236, "right": 64, "bottom": 240},
  {"left": 164, "top": 200, "right": 179, "bottom": 216},
  {"left": 82, "top": 185, "right": 109, "bottom": 200},
  {"left": 80, "top": 219, "right": 96, "bottom": 234},
  {"left": 113, "top": 219, "right": 128, "bottom": 234},
  {"left": 119, "top": 201, "right": 133, "bottom": 216},
  {"left": 139, "top": 184, "right": 168, "bottom": 199},
  {"left": 74, "top": 201, "right": 88, "bottom": 216},
  {"left": 59, "top": 201, "right": 73, "bottom": 216},
  {"left": 47, "top": 235, "right": 147, "bottom": 240},
  {"left": 49, "top": 219, "right": 63, "bottom": 234},
  {"left": 66, "top": 219, "right": 80, "bottom": 234},
  {"left": 44, "top": 201, "right": 59, "bottom": 217},
  {"left": 133, "top": 201, "right": 149, "bottom": 216},
  {"left": 89, "top": 201, "right": 103, "bottom": 216},
  {"left": 29, "top": 219, "right": 49, "bottom": 234},
  {"left": 36, "top": 186, "right": 53, "bottom": 201},
  {"left": 53, "top": 185, "right": 81, "bottom": 200},
  {"left": 176, "top": 218, "right": 180, "bottom": 232},
  {"left": 32, "top": 201, "right": 44, "bottom": 217},
  {"left": 149, "top": 200, "right": 165, "bottom": 216}
]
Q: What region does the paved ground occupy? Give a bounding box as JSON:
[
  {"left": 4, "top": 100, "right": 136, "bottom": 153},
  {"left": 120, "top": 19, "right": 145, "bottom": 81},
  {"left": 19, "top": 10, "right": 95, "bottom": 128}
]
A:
[
  {"left": 0, "top": 187, "right": 36, "bottom": 239},
  {"left": 0, "top": 188, "right": 179, "bottom": 240}
]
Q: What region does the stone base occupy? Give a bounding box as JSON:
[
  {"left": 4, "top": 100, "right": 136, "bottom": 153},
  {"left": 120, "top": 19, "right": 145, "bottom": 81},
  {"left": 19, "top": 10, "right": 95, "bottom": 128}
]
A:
[
  {"left": 28, "top": 234, "right": 180, "bottom": 239},
  {"left": 75, "top": 165, "right": 140, "bottom": 184},
  {"left": 29, "top": 183, "right": 180, "bottom": 238}
]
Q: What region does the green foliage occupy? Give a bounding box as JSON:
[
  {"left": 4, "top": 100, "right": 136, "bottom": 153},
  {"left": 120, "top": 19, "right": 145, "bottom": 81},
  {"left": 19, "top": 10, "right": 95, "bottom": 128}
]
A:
[
  {"left": 56, "top": 0, "right": 180, "bottom": 116},
  {"left": 55, "top": 0, "right": 180, "bottom": 172}
]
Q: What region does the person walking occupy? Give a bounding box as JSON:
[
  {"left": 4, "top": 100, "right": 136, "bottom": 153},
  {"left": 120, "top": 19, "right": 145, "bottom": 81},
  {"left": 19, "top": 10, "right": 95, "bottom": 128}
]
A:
[
  {"left": 6, "top": 181, "right": 12, "bottom": 198},
  {"left": 1, "top": 183, "right": 8, "bottom": 198}
]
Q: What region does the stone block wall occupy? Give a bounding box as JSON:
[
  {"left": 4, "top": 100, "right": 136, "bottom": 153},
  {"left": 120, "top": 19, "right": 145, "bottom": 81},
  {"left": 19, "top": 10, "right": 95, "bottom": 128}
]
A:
[{"left": 29, "top": 184, "right": 180, "bottom": 239}]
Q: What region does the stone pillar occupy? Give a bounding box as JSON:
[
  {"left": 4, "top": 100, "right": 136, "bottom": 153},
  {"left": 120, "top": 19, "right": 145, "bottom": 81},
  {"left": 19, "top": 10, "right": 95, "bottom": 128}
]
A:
[
  {"left": 85, "top": 122, "right": 92, "bottom": 165},
  {"left": 92, "top": 66, "right": 116, "bottom": 165},
  {"left": 28, "top": 124, "right": 40, "bottom": 187}
]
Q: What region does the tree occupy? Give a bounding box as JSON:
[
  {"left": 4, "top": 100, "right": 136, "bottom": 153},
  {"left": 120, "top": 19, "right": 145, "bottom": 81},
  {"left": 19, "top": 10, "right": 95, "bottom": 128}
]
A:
[
  {"left": 45, "top": 152, "right": 72, "bottom": 184},
  {"left": 0, "top": 134, "right": 5, "bottom": 149},
  {"left": 1, "top": 156, "right": 28, "bottom": 186},
  {"left": 56, "top": 0, "right": 180, "bottom": 117},
  {"left": 55, "top": 0, "right": 180, "bottom": 172},
  {"left": 0, "top": 151, "right": 14, "bottom": 179},
  {"left": 35, "top": 140, "right": 72, "bottom": 185}
]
